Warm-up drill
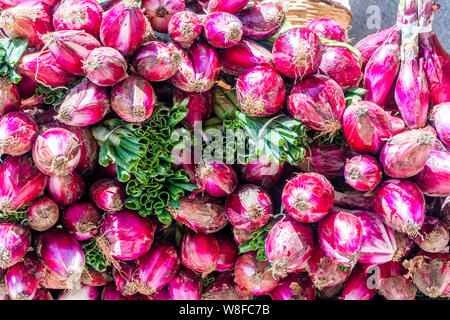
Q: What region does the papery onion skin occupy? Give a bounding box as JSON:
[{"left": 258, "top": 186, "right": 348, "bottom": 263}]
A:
[
  {"left": 27, "top": 197, "right": 59, "bottom": 232},
  {"left": 379, "top": 275, "right": 417, "bottom": 300},
  {"left": 0, "top": 79, "right": 20, "bottom": 117},
  {"left": 83, "top": 47, "right": 128, "bottom": 87},
  {"left": 113, "top": 261, "right": 137, "bottom": 296},
  {"left": 62, "top": 202, "right": 101, "bottom": 241},
  {"left": 168, "top": 267, "right": 202, "bottom": 300},
  {"left": 58, "top": 284, "right": 99, "bottom": 300},
  {"left": 101, "top": 283, "right": 138, "bottom": 300},
  {"left": 413, "top": 147, "right": 450, "bottom": 197},
  {"left": 414, "top": 217, "right": 449, "bottom": 254},
  {"left": 193, "top": 160, "right": 238, "bottom": 198},
  {"left": 373, "top": 179, "right": 425, "bottom": 238},
  {"left": 297, "top": 144, "right": 346, "bottom": 179},
  {"left": 271, "top": 272, "right": 316, "bottom": 300},
  {"left": 139, "top": 287, "right": 171, "bottom": 300},
  {"left": 0, "top": 112, "right": 38, "bottom": 156},
  {"left": 168, "top": 11, "right": 203, "bottom": 48},
  {"left": 393, "top": 231, "right": 416, "bottom": 261},
  {"left": 173, "top": 88, "right": 214, "bottom": 128},
  {"left": 47, "top": 171, "right": 85, "bottom": 207},
  {"left": 203, "top": 12, "right": 243, "bottom": 49},
  {"left": 0, "top": 223, "right": 31, "bottom": 269},
  {"left": 232, "top": 227, "right": 252, "bottom": 246},
  {"left": 142, "top": 0, "right": 186, "bottom": 33},
  {"left": 355, "top": 26, "right": 397, "bottom": 70},
  {"left": 205, "top": 0, "right": 249, "bottom": 13},
  {"left": 237, "top": 2, "right": 285, "bottom": 40},
  {"left": 89, "top": 179, "right": 124, "bottom": 212},
  {"left": 305, "top": 18, "right": 347, "bottom": 42},
  {"left": 68, "top": 126, "right": 98, "bottom": 176},
  {"left": 282, "top": 173, "right": 334, "bottom": 223},
  {"left": 181, "top": 232, "right": 219, "bottom": 278},
  {"left": 333, "top": 190, "right": 374, "bottom": 211},
  {"left": 239, "top": 155, "right": 284, "bottom": 189},
  {"left": 216, "top": 235, "right": 238, "bottom": 272},
  {"left": 81, "top": 266, "right": 112, "bottom": 287},
  {"left": 344, "top": 155, "right": 382, "bottom": 192},
  {"left": 433, "top": 102, "right": 450, "bottom": 148},
  {"left": 203, "top": 271, "right": 252, "bottom": 300},
  {"left": 340, "top": 265, "right": 377, "bottom": 300},
  {"left": 5, "top": 259, "right": 38, "bottom": 300}
]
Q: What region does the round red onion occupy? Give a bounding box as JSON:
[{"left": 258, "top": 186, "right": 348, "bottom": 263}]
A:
[
  {"left": 132, "top": 41, "right": 183, "bottom": 82},
  {"left": 5, "top": 259, "right": 38, "bottom": 300},
  {"left": 113, "top": 261, "right": 137, "bottom": 296},
  {"left": 98, "top": 209, "right": 155, "bottom": 261},
  {"left": 0, "top": 112, "right": 37, "bottom": 156},
  {"left": 216, "top": 235, "right": 238, "bottom": 272},
  {"left": 414, "top": 147, "right": 450, "bottom": 197},
  {"left": 237, "top": 2, "right": 285, "bottom": 40},
  {"left": 101, "top": 283, "right": 138, "bottom": 300},
  {"left": 89, "top": 178, "right": 125, "bottom": 212},
  {"left": 203, "top": 12, "right": 243, "bottom": 49},
  {"left": 234, "top": 251, "right": 279, "bottom": 296},
  {"left": 0, "top": 155, "right": 48, "bottom": 212},
  {"left": 225, "top": 184, "right": 273, "bottom": 233},
  {"left": 272, "top": 27, "right": 323, "bottom": 79},
  {"left": 414, "top": 217, "right": 449, "bottom": 253},
  {"left": 373, "top": 179, "right": 425, "bottom": 237},
  {"left": 380, "top": 127, "right": 436, "bottom": 179},
  {"left": 170, "top": 195, "right": 228, "bottom": 234},
  {"left": 142, "top": 0, "right": 186, "bottom": 33},
  {"left": 0, "top": 79, "right": 20, "bottom": 116},
  {"left": 0, "top": 223, "right": 31, "bottom": 269},
  {"left": 62, "top": 202, "right": 101, "bottom": 241},
  {"left": 192, "top": 160, "right": 238, "bottom": 198},
  {"left": 202, "top": 271, "right": 252, "bottom": 300},
  {"left": 344, "top": 155, "right": 382, "bottom": 191},
  {"left": 239, "top": 155, "right": 284, "bottom": 189},
  {"left": 265, "top": 216, "right": 314, "bottom": 280},
  {"left": 173, "top": 88, "right": 214, "bottom": 128},
  {"left": 81, "top": 266, "right": 112, "bottom": 287},
  {"left": 287, "top": 74, "right": 345, "bottom": 135},
  {"left": 297, "top": 144, "right": 346, "bottom": 179},
  {"left": 47, "top": 171, "right": 85, "bottom": 207},
  {"left": 32, "top": 127, "right": 81, "bottom": 177},
  {"left": 340, "top": 265, "right": 377, "bottom": 300},
  {"left": 170, "top": 41, "right": 221, "bottom": 93},
  {"left": 318, "top": 210, "right": 363, "bottom": 267},
  {"left": 58, "top": 284, "right": 99, "bottom": 300},
  {"left": 181, "top": 232, "right": 219, "bottom": 278},
  {"left": 305, "top": 18, "right": 347, "bottom": 42},
  {"left": 236, "top": 65, "right": 285, "bottom": 117},
  {"left": 433, "top": 102, "right": 450, "bottom": 148},
  {"left": 53, "top": 0, "right": 103, "bottom": 38},
  {"left": 27, "top": 197, "right": 59, "bottom": 232},
  {"left": 342, "top": 101, "right": 393, "bottom": 154},
  {"left": 282, "top": 173, "right": 334, "bottom": 223},
  {"left": 168, "top": 11, "right": 203, "bottom": 48},
  {"left": 83, "top": 47, "right": 128, "bottom": 87},
  {"left": 168, "top": 267, "right": 202, "bottom": 300},
  {"left": 271, "top": 272, "right": 316, "bottom": 300}
]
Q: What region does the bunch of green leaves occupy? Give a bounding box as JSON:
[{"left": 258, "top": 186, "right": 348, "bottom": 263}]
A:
[
  {"left": 238, "top": 225, "right": 273, "bottom": 262},
  {"left": 35, "top": 78, "right": 83, "bottom": 109},
  {"left": 0, "top": 206, "right": 28, "bottom": 224},
  {"left": 82, "top": 239, "right": 108, "bottom": 273},
  {"left": 0, "top": 38, "right": 28, "bottom": 84}
]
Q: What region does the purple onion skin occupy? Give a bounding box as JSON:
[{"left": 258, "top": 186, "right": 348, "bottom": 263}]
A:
[
  {"left": 239, "top": 156, "right": 284, "bottom": 189},
  {"left": 0, "top": 79, "right": 20, "bottom": 116},
  {"left": 89, "top": 178, "right": 125, "bottom": 212},
  {"left": 297, "top": 144, "right": 346, "bottom": 179},
  {"left": 414, "top": 217, "right": 449, "bottom": 253},
  {"left": 140, "top": 286, "right": 171, "bottom": 300},
  {"left": 83, "top": 47, "right": 128, "bottom": 87},
  {"left": 305, "top": 18, "right": 347, "bottom": 42},
  {"left": 203, "top": 12, "right": 243, "bottom": 49},
  {"left": 334, "top": 190, "right": 374, "bottom": 211},
  {"left": 202, "top": 271, "right": 252, "bottom": 300},
  {"left": 168, "top": 267, "right": 202, "bottom": 300},
  {"left": 62, "top": 202, "right": 101, "bottom": 241},
  {"left": 181, "top": 232, "right": 219, "bottom": 277},
  {"left": 168, "top": 11, "right": 203, "bottom": 48},
  {"left": 355, "top": 26, "right": 397, "bottom": 70},
  {"left": 193, "top": 160, "right": 238, "bottom": 198},
  {"left": 237, "top": 2, "right": 285, "bottom": 40},
  {"left": 27, "top": 197, "right": 59, "bottom": 232},
  {"left": 0, "top": 223, "right": 31, "bottom": 269},
  {"left": 215, "top": 235, "right": 238, "bottom": 272},
  {"left": 0, "top": 111, "right": 38, "bottom": 156},
  {"left": 101, "top": 283, "right": 138, "bottom": 300},
  {"left": 58, "top": 284, "right": 99, "bottom": 300},
  {"left": 271, "top": 272, "right": 316, "bottom": 300},
  {"left": 5, "top": 260, "right": 38, "bottom": 300},
  {"left": 340, "top": 265, "right": 377, "bottom": 300},
  {"left": 205, "top": 0, "right": 249, "bottom": 13},
  {"left": 433, "top": 102, "right": 450, "bottom": 148},
  {"left": 344, "top": 155, "right": 382, "bottom": 192},
  {"left": 47, "top": 171, "right": 85, "bottom": 208},
  {"left": 414, "top": 148, "right": 450, "bottom": 197},
  {"left": 142, "top": 0, "right": 186, "bottom": 34},
  {"left": 173, "top": 88, "right": 214, "bottom": 128}
]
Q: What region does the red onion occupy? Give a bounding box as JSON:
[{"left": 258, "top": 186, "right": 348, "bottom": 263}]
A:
[
  {"left": 221, "top": 39, "right": 273, "bottom": 76},
  {"left": 135, "top": 241, "right": 180, "bottom": 295},
  {"left": 170, "top": 195, "right": 228, "bottom": 234},
  {"left": 379, "top": 275, "right": 417, "bottom": 300},
  {"left": 393, "top": 231, "right": 416, "bottom": 261},
  {"left": 27, "top": 197, "right": 59, "bottom": 232},
  {"left": 216, "top": 235, "right": 238, "bottom": 272},
  {"left": 380, "top": 127, "right": 435, "bottom": 179},
  {"left": 333, "top": 190, "right": 374, "bottom": 211},
  {"left": 98, "top": 209, "right": 156, "bottom": 261},
  {"left": 237, "top": 2, "right": 285, "bottom": 40},
  {"left": 265, "top": 216, "right": 314, "bottom": 280},
  {"left": 297, "top": 144, "right": 346, "bottom": 179},
  {"left": 113, "top": 261, "right": 137, "bottom": 296},
  {"left": 168, "top": 267, "right": 202, "bottom": 300},
  {"left": 305, "top": 18, "right": 347, "bottom": 42},
  {"left": 18, "top": 51, "right": 76, "bottom": 88},
  {"left": 342, "top": 101, "right": 393, "bottom": 154},
  {"left": 203, "top": 12, "right": 243, "bottom": 49},
  {"left": 272, "top": 27, "right": 323, "bottom": 79},
  {"left": 364, "top": 29, "right": 401, "bottom": 107},
  {"left": 62, "top": 202, "right": 101, "bottom": 241},
  {"left": 388, "top": 113, "right": 406, "bottom": 134},
  {"left": 100, "top": 0, "right": 146, "bottom": 56},
  {"left": 203, "top": 0, "right": 249, "bottom": 13},
  {"left": 170, "top": 41, "right": 221, "bottom": 93},
  {"left": 33, "top": 127, "right": 81, "bottom": 177},
  {"left": 47, "top": 171, "right": 85, "bottom": 207},
  {"left": 0, "top": 112, "right": 37, "bottom": 156},
  {"left": 233, "top": 227, "right": 252, "bottom": 246},
  {"left": 132, "top": 41, "right": 183, "bottom": 82},
  {"left": 353, "top": 210, "right": 397, "bottom": 264},
  {"left": 239, "top": 155, "right": 284, "bottom": 189},
  {"left": 0, "top": 155, "right": 47, "bottom": 212},
  {"left": 181, "top": 232, "right": 219, "bottom": 277},
  {"left": 173, "top": 88, "right": 214, "bottom": 128},
  {"left": 202, "top": 271, "right": 252, "bottom": 300},
  {"left": 282, "top": 173, "right": 334, "bottom": 223},
  {"left": 225, "top": 184, "right": 273, "bottom": 233},
  {"left": 340, "top": 265, "right": 377, "bottom": 300},
  {"left": 142, "top": 0, "right": 186, "bottom": 33},
  {"left": 83, "top": 47, "right": 128, "bottom": 87},
  {"left": 58, "top": 284, "right": 99, "bottom": 300},
  {"left": 35, "top": 229, "right": 85, "bottom": 290},
  {"left": 414, "top": 217, "right": 449, "bottom": 253},
  {"left": 0, "top": 0, "right": 53, "bottom": 48},
  {"left": 287, "top": 74, "right": 345, "bottom": 135},
  {"left": 433, "top": 102, "right": 450, "bottom": 148},
  {"left": 355, "top": 26, "right": 397, "bottom": 70},
  {"left": 373, "top": 179, "right": 425, "bottom": 237},
  {"left": 0, "top": 223, "right": 31, "bottom": 269},
  {"left": 318, "top": 284, "right": 343, "bottom": 300},
  {"left": 271, "top": 272, "right": 316, "bottom": 300},
  {"left": 414, "top": 146, "right": 450, "bottom": 197},
  {"left": 344, "top": 155, "right": 382, "bottom": 191},
  {"left": 53, "top": 0, "right": 104, "bottom": 38},
  {"left": 306, "top": 244, "right": 352, "bottom": 290},
  {"left": 234, "top": 251, "right": 279, "bottom": 296},
  {"left": 139, "top": 287, "right": 171, "bottom": 300},
  {"left": 192, "top": 160, "right": 238, "bottom": 198},
  {"left": 0, "top": 79, "right": 20, "bottom": 116},
  {"left": 101, "top": 283, "right": 138, "bottom": 300},
  {"left": 89, "top": 179, "right": 125, "bottom": 212},
  {"left": 5, "top": 259, "right": 38, "bottom": 300},
  {"left": 168, "top": 11, "right": 203, "bottom": 48},
  {"left": 81, "top": 266, "right": 112, "bottom": 287},
  {"left": 236, "top": 65, "right": 285, "bottom": 117},
  {"left": 98, "top": 160, "right": 118, "bottom": 179}
]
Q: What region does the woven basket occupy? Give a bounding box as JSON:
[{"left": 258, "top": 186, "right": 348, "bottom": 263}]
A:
[{"left": 287, "top": 0, "right": 353, "bottom": 28}]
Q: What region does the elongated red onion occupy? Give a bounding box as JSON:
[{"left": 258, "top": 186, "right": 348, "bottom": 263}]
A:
[
  {"left": 142, "top": 0, "right": 186, "bottom": 33},
  {"left": 101, "top": 283, "right": 138, "bottom": 300},
  {"left": 342, "top": 101, "right": 393, "bottom": 154},
  {"left": 173, "top": 88, "right": 214, "bottom": 128},
  {"left": 287, "top": 74, "right": 345, "bottom": 135},
  {"left": 89, "top": 179, "right": 125, "bottom": 212},
  {"left": 0, "top": 155, "right": 47, "bottom": 212},
  {"left": 237, "top": 2, "right": 285, "bottom": 40},
  {"left": 170, "top": 41, "right": 221, "bottom": 93},
  {"left": 265, "top": 216, "right": 314, "bottom": 280},
  {"left": 27, "top": 197, "right": 59, "bottom": 232},
  {"left": 19, "top": 51, "right": 76, "bottom": 88},
  {"left": 305, "top": 18, "right": 347, "bottom": 42},
  {"left": 0, "top": 223, "right": 31, "bottom": 269},
  {"left": 35, "top": 229, "right": 85, "bottom": 290},
  {"left": 297, "top": 144, "right": 346, "bottom": 179},
  {"left": 135, "top": 241, "right": 180, "bottom": 295},
  {"left": 414, "top": 146, "right": 450, "bottom": 197},
  {"left": 192, "top": 160, "right": 238, "bottom": 198},
  {"left": 239, "top": 155, "right": 284, "bottom": 189},
  {"left": 62, "top": 202, "right": 101, "bottom": 241},
  {"left": 202, "top": 271, "right": 252, "bottom": 300},
  {"left": 203, "top": 12, "right": 243, "bottom": 49},
  {"left": 272, "top": 27, "right": 323, "bottom": 79},
  {"left": 58, "top": 284, "right": 99, "bottom": 300},
  {"left": 83, "top": 47, "right": 128, "bottom": 87},
  {"left": 47, "top": 171, "right": 85, "bottom": 207},
  {"left": 414, "top": 217, "right": 449, "bottom": 253},
  {"left": 168, "top": 11, "right": 203, "bottom": 48},
  {"left": 170, "top": 195, "right": 228, "bottom": 234},
  {"left": 98, "top": 210, "right": 156, "bottom": 261},
  {"left": 216, "top": 235, "right": 238, "bottom": 272},
  {"left": 282, "top": 173, "right": 334, "bottom": 223},
  {"left": 344, "top": 155, "right": 382, "bottom": 191},
  {"left": 433, "top": 102, "right": 450, "bottom": 148},
  {"left": 225, "top": 184, "right": 273, "bottom": 232},
  {"left": 271, "top": 272, "right": 316, "bottom": 300},
  {"left": 0, "top": 112, "right": 37, "bottom": 156},
  {"left": 373, "top": 179, "right": 425, "bottom": 237},
  {"left": 0, "top": 79, "right": 20, "bottom": 116},
  {"left": 113, "top": 261, "right": 137, "bottom": 296},
  {"left": 181, "top": 232, "right": 219, "bottom": 278},
  {"left": 5, "top": 259, "right": 38, "bottom": 300},
  {"left": 236, "top": 65, "right": 285, "bottom": 117},
  {"left": 234, "top": 251, "right": 279, "bottom": 296},
  {"left": 81, "top": 266, "right": 112, "bottom": 287},
  {"left": 340, "top": 265, "right": 377, "bottom": 300},
  {"left": 168, "top": 267, "right": 202, "bottom": 300},
  {"left": 0, "top": 0, "right": 53, "bottom": 48},
  {"left": 355, "top": 26, "right": 397, "bottom": 69}
]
